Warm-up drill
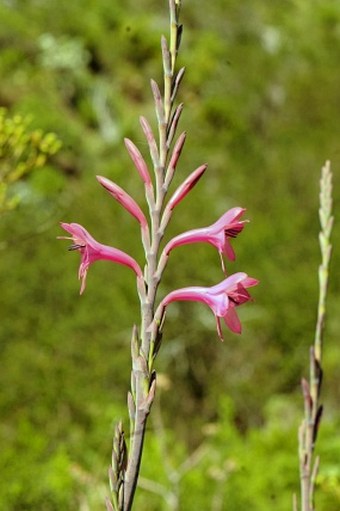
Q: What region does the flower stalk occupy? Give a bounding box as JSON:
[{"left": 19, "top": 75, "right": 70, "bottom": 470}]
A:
[
  {"left": 60, "top": 1, "right": 258, "bottom": 509},
  {"left": 120, "top": 3, "right": 187, "bottom": 508},
  {"left": 295, "top": 161, "right": 334, "bottom": 511}
]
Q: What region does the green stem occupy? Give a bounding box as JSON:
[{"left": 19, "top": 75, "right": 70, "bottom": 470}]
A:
[
  {"left": 296, "top": 161, "right": 333, "bottom": 511},
  {"left": 121, "top": 3, "right": 183, "bottom": 510}
]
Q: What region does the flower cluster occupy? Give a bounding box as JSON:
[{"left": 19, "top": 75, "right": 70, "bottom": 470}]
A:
[
  {"left": 59, "top": 3, "right": 258, "bottom": 507},
  {"left": 59, "top": 4, "right": 257, "bottom": 344},
  {"left": 59, "top": 174, "right": 258, "bottom": 340}
]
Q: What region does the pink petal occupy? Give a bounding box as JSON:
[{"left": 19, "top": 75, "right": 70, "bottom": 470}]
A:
[
  {"left": 222, "top": 239, "right": 236, "bottom": 261},
  {"left": 232, "top": 284, "right": 252, "bottom": 304},
  {"left": 223, "top": 307, "right": 242, "bottom": 334},
  {"left": 209, "top": 273, "right": 248, "bottom": 295},
  {"left": 242, "top": 277, "right": 259, "bottom": 288},
  {"left": 60, "top": 222, "right": 94, "bottom": 244},
  {"left": 212, "top": 207, "right": 246, "bottom": 231}
]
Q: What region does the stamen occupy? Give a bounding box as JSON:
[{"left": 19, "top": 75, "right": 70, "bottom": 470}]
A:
[
  {"left": 224, "top": 226, "right": 242, "bottom": 238},
  {"left": 228, "top": 296, "right": 239, "bottom": 305},
  {"left": 68, "top": 243, "right": 86, "bottom": 251}
]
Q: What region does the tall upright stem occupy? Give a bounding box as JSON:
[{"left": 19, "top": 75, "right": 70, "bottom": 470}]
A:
[
  {"left": 296, "top": 161, "right": 333, "bottom": 511},
  {"left": 118, "top": 3, "right": 183, "bottom": 510}
]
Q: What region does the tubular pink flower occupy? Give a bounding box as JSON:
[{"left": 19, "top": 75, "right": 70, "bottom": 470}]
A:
[
  {"left": 96, "top": 175, "right": 148, "bottom": 229},
  {"left": 59, "top": 222, "right": 143, "bottom": 294},
  {"left": 124, "top": 138, "right": 152, "bottom": 186},
  {"left": 164, "top": 207, "right": 247, "bottom": 270},
  {"left": 161, "top": 272, "right": 258, "bottom": 340}
]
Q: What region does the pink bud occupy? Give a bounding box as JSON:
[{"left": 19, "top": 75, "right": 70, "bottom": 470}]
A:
[
  {"left": 124, "top": 138, "right": 152, "bottom": 185},
  {"left": 167, "top": 164, "right": 207, "bottom": 211},
  {"left": 166, "top": 132, "right": 187, "bottom": 185},
  {"left": 139, "top": 116, "right": 159, "bottom": 166},
  {"left": 150, "top": 79, "right": 165, "bottom": 122},
  {"left": 96, "top": 175, "right": 148, "bottom": 229},
  {"left": 167, "top": 103, "right": 184, "bottom": 147}
]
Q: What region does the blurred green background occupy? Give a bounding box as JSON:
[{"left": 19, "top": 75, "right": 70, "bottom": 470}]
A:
[{"left": 1, "top": 0, "right": 340, "bottom": 509}]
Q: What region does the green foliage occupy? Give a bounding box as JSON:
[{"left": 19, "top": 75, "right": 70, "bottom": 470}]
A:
[
  {"left": 0, "top": 0, "right": 339, "bottom": 509},
  {"left": 0, "top": 108, "right": 61, "bottom": 213},
  {"left": 134, "top": 395, "right": 340, "bottom": 511}
]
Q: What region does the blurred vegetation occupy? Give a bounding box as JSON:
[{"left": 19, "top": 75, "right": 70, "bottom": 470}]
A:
[
  {"left": 0, "top": 0, "right": 339, "bottom": 509},
  {"left": 0, "top": 108, "right": 61, "bottom": 213}
]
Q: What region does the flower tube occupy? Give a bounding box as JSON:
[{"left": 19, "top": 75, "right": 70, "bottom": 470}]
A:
[
  {"left": 164, "top": 207, "right": 247, "bottom": 272},
  {"left": 161, "top": 272, "right": 258, "bottom": 340},
  {"left": 59, "top": 222, "right": 143, "bottom": 294}
]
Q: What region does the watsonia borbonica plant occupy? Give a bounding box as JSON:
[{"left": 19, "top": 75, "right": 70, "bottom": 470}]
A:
[{"left": 59, "top": 1, "right": 258, "bottom": 509}]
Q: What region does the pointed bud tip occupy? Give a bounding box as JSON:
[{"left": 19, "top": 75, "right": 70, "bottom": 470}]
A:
[{"left": 96, "top": 175, "right": 112, "bottom": 190}]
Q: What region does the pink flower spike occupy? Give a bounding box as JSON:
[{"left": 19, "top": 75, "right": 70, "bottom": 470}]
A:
[
  {"left": 161, "top": 272, "right": 258, "bottom": 340},
  {"left": 124, "top": 138, "right": 152, "bottom": 186},
  {"left": 96, "top": 175, "right": 148, "bottom": 229},
  {"left": 164, "top": 207, "right": 247, "bottom": 268},
  {"left": 59, "top": 222, "right": 143, "bottom": 294},
  {"left": 166, "top": 164, "right": 208, "bottom": 211}
]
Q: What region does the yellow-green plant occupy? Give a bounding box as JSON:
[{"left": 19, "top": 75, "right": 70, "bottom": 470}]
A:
[{"left": 0, "top": 108, "right": 61, "bottom": 213}]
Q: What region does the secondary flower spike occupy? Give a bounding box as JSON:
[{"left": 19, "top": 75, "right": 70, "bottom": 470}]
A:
[
  {"left": 161, "top": 272, "right": 258, "bottom": 340},
  {"left": 164, "top": 207, "right": 247, "bottom": 271},
  {"left": 59, "top": 222, "right": 143, "bottom": 294}
]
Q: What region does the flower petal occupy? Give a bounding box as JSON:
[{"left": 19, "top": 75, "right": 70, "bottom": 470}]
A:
[
  {"left": 222, "top": 239, "right": 236, "bottom": 261},
  {"left": 209, "top": 273, "right": 248, "bottom": 295},
  {"left": 223, "top": 307, "right": 242, "bottom": 334},
  {"left": 211, "top": 207, "right": 246, "bottom": 231}
]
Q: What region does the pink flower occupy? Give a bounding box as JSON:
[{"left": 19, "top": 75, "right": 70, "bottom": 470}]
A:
[
  {"left": 161, "top": 272, "right": 258, "bottom": 339},
  {"left": 164, "top": 208, "right": 247, "bottom": 271},
  {"left": 59, "top": 222, "right": 143, "bottom": 294}
]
